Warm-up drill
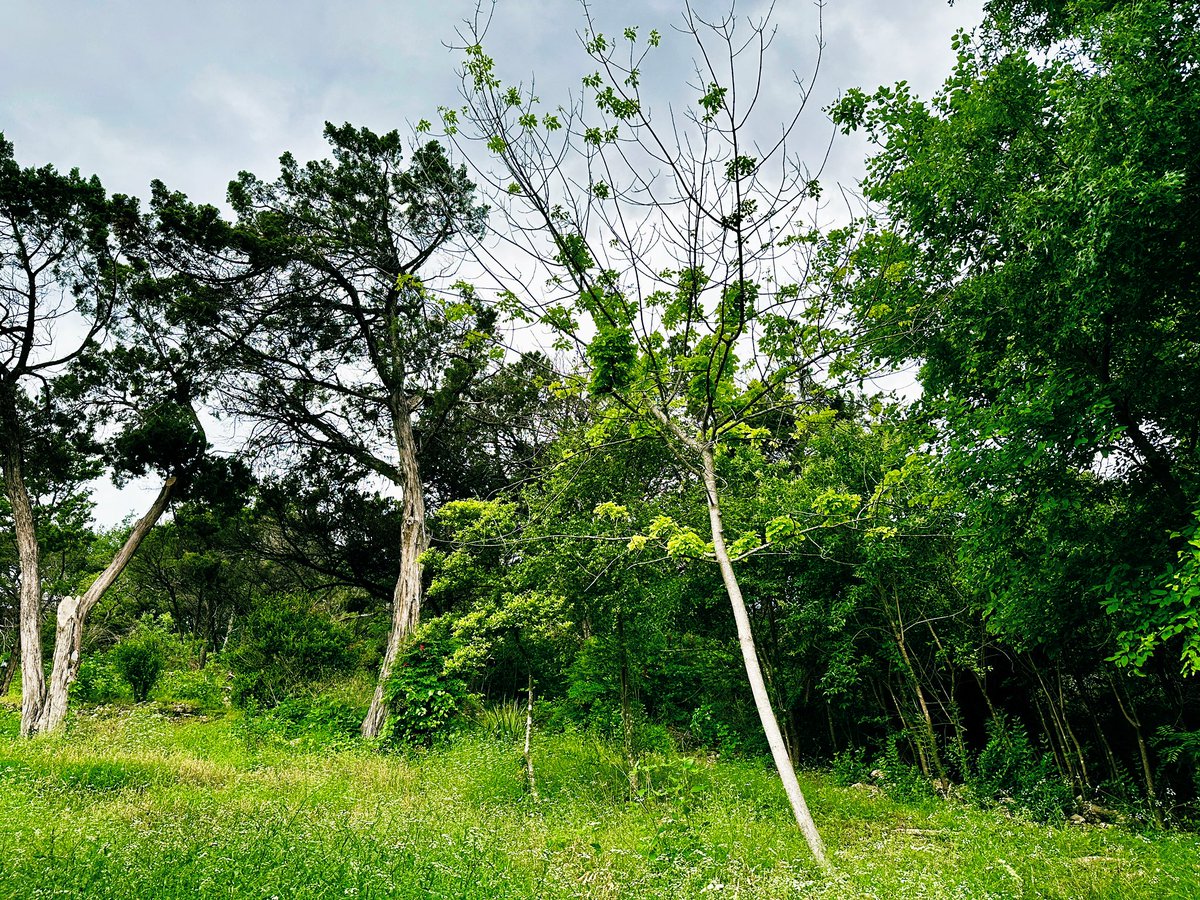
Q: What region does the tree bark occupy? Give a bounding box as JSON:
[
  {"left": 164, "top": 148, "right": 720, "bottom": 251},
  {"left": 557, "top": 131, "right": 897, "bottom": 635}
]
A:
[
  {"left": 700, "top": 447, "right": 828, "bottom": 867},
  {"left": 34, "top": 476, "right": 177, "bottom": 734},
  {"left": 888, "top": 591, "right": 947, "bottom": 786},
  {"left": 362, "top": 404, "right": 427, "bottom": 739},
  {"left": 1111, "top": 677, "right": 1164, "bottom": 827},
  {"left": 2, "top": 418, "right": 46, "bottom": 738}
]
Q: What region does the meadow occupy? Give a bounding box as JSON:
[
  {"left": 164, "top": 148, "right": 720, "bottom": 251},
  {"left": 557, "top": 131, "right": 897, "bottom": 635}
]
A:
[{"left": 1, "top": 700, "right": 1197, "bottom": 900}]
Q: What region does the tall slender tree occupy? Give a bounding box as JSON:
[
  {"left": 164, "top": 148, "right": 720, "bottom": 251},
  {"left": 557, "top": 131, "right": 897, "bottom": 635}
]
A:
[
  {"left": 210, "top": 124, "right": 492, "bottom": 736},
  {"left": 450, "top": 4, "right": 871, "bottom": 865}
]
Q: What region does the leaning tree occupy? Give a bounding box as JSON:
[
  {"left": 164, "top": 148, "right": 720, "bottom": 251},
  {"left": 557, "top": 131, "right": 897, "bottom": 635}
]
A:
[
  {"left": 447, "top": 3, "right": 879, "bottom": 865},
  {"left": 1, "top": 134, "right": 232, "bottom": 734}
]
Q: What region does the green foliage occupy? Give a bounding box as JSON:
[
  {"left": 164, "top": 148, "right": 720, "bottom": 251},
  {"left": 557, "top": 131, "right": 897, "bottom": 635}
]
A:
[
  {"left": 687, "top": 703, "right": 742, "bottom": 754},
  {"left": 1108, "top": 510, "right": 1200, "bottom": 672},
  {"left": 833, "top": 0, "right": 1200, "bottom": 672},
  {"left": 111, "top": 616, "right": 177, "bottom": 702},
  {"left": 830, "top": 747, "right": 872, "bottom": 787},
  {"left": 272, "top": 693, "right": 366, "bottom": 744},
  {"left": 72, "top": 653, "right": 131, "bottom": 705},
  {"left": 475, "top": 700, "right": 526, "bottom": 743},
  {"left": 877, "top": 734, "right": 937, "bottom": 803},
  {"left": 2, "top": 710, "right": 1197, "bottom": 899},
  {"left": 225, "top": 596, "right": 356, "bottom": 707},
  {"left": 153, "top": 666, "right": 226, "bottom": 715},
  {"left": 382, "top": 622, "right": 473, "bottom": 747},
  {"left": 972, "top": 717, "right": 1074, "bottom": 821}
]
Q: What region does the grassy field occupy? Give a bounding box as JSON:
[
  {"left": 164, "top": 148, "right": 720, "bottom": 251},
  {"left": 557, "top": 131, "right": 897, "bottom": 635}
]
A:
[{"left": 0, "top": 701, "right": 1196, "bottom": 899}]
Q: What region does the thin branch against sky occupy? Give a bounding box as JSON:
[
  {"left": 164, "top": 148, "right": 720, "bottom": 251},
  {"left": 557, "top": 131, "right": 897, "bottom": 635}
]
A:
[{"left": 0, "top": 1, "right": 985, "bottom": 525}]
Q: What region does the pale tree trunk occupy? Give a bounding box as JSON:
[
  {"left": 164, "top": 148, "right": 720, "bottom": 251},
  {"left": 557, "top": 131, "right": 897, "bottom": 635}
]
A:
[
  {"left": 362, "top": 404, "right": 427, "bottom": 739},
  {"left": 524, "top": 672, "right": 539, "bottom": 800},
  {"left": 700, "top": 447, "right": 829, "bottom": 867},
  {"left": 2, "top": 427, "right": 47, "bottom": 738},
  {"left": 35, "top": 476, "right": 177, "bottom": 734}
]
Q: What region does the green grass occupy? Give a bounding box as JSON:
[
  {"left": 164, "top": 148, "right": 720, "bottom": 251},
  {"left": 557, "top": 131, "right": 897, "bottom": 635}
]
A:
[{"left": 0, "top": 701, "right": 1196, "bottom": 899}]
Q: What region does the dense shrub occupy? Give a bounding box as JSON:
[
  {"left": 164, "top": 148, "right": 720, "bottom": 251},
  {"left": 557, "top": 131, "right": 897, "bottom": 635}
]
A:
[
  {"left": 111, "top": 617, "right": 178, "bottom": 702},
  {"left": 153, "top": 666, "right": 227, "bottom": 714},
  {"left": 383, "top": 623, "right": 473, "bottom": 746},
  {"left": 274, "top": 693, "right": 365, "bottom": 740},
  {"left": 971, "top": 717, "right": 1074, "bottom": 820},
  {"left": 225, "top": 596, "right": 356, "bottom": 707},
  {"left": 73, "top": 654, "right": 130, "bottom": 705}
]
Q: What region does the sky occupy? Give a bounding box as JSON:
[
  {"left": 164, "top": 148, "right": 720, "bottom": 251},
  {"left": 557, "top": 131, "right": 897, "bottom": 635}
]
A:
[{"left": 1, "top": 0, "right": 985, "bottom": 525}]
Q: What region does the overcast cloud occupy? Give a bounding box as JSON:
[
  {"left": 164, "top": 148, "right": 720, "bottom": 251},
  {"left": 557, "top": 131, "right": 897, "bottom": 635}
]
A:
[{"left": 2, "top": 0, "right": 985, "bottom": 524}]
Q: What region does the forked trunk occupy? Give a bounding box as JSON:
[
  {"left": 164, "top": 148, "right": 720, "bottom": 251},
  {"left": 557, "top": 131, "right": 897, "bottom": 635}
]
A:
[
  {"left": 35, "top": 476, "right": 177, "bottom": 734},
  {"left": 362, "top": 405, "right": 427, "bottom": 739},
  {"left": 700, "top": 447, "right": 828, "bottom": 867}
]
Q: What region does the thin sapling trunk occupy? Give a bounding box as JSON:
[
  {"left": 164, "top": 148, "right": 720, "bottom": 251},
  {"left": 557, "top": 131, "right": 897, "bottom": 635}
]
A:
[{"left": 701, "top": 447, "right": 829, "bottom": 867}]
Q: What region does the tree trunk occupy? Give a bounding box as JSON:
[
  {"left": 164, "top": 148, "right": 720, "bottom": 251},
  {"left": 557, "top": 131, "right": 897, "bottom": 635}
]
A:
[
  {"left": 700, "top": 447, "right": 828, "bottom": 867},
  {"left": 362, "top": 404, "right": 427, "bottom": 739},
  {"left": 0, "top": 637, "right": 18, "bottom": 697},
  {"left": 1111, "top": 677, "right": 1164, "bottom": 827},
  {"left": 927, "top": 624, "right": 970, "bottom": 778},
  {"left": 888, "top": 592, "right": 947, "bottom": 786},
  {"left": 2, "top": 419, "right": 47, "bottom": 738},
  {"left": 1027, "top": 655, "right": 1080, "bottom": 787},
  {"left": 35, "top": 476, "right": 177, "bottom": 734},
  {"left": 524, "top": 671, "right": 539, "bottom": 800},
  {"left": 888, "top": 679, "right": 930, "bottom": 776},
  {"left": 1054, "top": 666, "right": 1091, "bottom": 790}
]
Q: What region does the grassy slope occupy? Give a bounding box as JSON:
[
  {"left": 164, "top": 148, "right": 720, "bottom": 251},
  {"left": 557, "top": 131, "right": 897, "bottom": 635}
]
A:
[{"left": 0, "top": 703, "right": 1196, "bottom": 899}]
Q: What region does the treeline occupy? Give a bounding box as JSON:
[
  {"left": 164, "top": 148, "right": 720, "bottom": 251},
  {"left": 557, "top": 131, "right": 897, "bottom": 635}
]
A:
[{"left": 3, "top": 0, "right": 1199, "bottom": 835}]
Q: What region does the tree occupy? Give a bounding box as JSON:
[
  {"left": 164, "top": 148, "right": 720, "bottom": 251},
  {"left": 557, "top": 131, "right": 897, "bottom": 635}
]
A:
[
  {"left": 1, "top": 134, "right": 236, "bottom": 734},
  {"left": 450, "top": 5, "right": 865, "bottom": 864},
  {"left": 208, "top": 123, "right": 493, "bottom": 736},
  {"left": 1, "top": 133, "right": 116, "bottom": 733},
  {"left": 830, "top": 0, "right": 1200, "bottom": 673}
]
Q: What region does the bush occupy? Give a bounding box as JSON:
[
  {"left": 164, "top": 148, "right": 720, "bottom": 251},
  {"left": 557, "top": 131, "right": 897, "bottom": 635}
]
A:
[
  {"left": 971, "top": 717, "right": 1074, "bottom": 820},
  {"left": 274, "top": 693, "right": 364, "bottom": 740},
  {"left": 111, "top": 617, "right": 178, "bottom": 702},
  {"left": 831, "top": 746, "right": 872, "bottom": 786},
  {"left": 225, "top": 595, "right": 356, "bottom": 707},
  {"left": 476, "top": 700, "right": 526, "bottom": 742},
  {"left": 383, "top": 622, "right": 473, "bottom": 746},
  {"left": 878, "top": 732, "right": 936, "bottom": 802},
  {"left": 153, "top": 666, "right": 227, "bottom": 715},
  {"left": 689, "top": 702, "right": 743, "bottom": 754},
  {"left": 73, "top": 654, "right": 130, "bottom": 705}
]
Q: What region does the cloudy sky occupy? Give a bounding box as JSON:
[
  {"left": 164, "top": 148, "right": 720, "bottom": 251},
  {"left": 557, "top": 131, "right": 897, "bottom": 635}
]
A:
[{"left": 2, "top": 0, "right": 985, "bottom": 524}]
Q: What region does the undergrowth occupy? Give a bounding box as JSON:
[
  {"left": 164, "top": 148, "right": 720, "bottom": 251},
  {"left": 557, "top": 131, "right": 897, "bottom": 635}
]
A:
[{"left": 0, "top": 702, "right": 1196, "bottom": 898}]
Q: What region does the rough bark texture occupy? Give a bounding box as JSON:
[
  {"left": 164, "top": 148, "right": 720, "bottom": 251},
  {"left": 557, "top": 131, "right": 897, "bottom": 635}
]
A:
[
  {"left": 34, "top": 476, "right": 177, "bottom": 734},
  {"left": 2, "top": 427, "right": 46, "bottom": 738},
  {"left": 700, "top": 448, "right": 829, "bottom": 867},
  {"left": 361, "top": 406, "right": 428, "bottom": 739}
]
